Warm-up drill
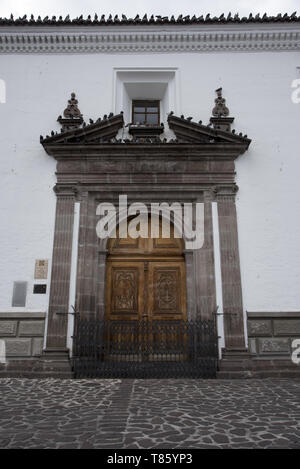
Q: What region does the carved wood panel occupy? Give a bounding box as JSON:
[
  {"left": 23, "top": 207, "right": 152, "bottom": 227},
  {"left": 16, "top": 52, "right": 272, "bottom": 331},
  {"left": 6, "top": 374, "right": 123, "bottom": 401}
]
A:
[
  {"left": 106, "top": 260, "right": 186, "bottom": 321},
  {"left": 108, "top": 217, "right": 183, "bottom": 256},
  {"left": 106, "top": 263, "right": 144, "bottom": 320},
  {"left": 149, "top": 263, "right": 186, "bottom": 320}
]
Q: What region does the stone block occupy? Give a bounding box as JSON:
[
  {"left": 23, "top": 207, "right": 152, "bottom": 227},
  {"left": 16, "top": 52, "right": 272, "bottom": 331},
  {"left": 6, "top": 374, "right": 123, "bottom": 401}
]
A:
[
  {"left": 273, "top": 320, "right": 300, "bottom": 336},
  {"left": 247, "top": 319, "right": 272, "bottom": 336},
  {"left": 5, "top": 339, "right": 32, "bottom": 357},
  {"left": 258, "top": 338, "right": 290, "bottom": 354},
  {"left": 32, "top": 338, "right": 44, "bottom": 356},
  {"left": 19, "top": 321, "right": 45, "bottom": 336},
  {"left": 0, "top": 321, "right": 17, "bottom": 336}
]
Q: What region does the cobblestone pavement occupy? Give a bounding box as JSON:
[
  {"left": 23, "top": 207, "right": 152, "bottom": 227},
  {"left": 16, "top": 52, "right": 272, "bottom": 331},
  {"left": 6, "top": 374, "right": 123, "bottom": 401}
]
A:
[{"left": 0, "top": 378, "right": 300, "bottom": 449}]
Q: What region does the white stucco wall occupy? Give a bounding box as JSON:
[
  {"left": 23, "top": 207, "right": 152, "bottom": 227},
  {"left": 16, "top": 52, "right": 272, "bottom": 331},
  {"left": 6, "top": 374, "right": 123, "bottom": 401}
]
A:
[{"left": 0, "top": 42, "right": 299, "bottom": 314}]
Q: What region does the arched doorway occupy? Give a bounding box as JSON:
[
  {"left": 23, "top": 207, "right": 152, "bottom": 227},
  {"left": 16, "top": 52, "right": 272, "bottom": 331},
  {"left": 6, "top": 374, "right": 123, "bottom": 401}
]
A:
[
  {"left": 73, "top": 216, "right": 218, "bottom": 377},
  {"left": 106, "top": 217, "right": 187, "bottom": 322}
]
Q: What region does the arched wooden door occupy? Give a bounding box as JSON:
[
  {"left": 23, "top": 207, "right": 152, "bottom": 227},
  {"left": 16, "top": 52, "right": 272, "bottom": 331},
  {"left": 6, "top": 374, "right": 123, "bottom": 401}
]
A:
[{"left": 106, "top": 218, "right": 187, "bottom": 321}]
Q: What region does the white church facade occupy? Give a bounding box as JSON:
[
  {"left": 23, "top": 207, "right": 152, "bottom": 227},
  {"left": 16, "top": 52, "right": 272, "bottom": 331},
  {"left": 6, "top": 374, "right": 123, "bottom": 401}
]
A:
[{"left": 0, "top": 13, "right": 300, "bottom": 377}]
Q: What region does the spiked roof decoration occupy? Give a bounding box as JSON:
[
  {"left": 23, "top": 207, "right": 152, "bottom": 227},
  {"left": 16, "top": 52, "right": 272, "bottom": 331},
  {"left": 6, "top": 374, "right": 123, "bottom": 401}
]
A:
[{"left": 0, "top": 12, "right": 299, "bottom": 26}]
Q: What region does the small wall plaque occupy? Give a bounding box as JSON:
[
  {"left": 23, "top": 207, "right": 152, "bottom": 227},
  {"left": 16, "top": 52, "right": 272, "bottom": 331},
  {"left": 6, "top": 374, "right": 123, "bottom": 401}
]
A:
[
  {"left": 34, "top": 260, "right": 48, "bottom": 279},
  {"left": 33, "top": 284, "right": 47, "bottom": 294}
]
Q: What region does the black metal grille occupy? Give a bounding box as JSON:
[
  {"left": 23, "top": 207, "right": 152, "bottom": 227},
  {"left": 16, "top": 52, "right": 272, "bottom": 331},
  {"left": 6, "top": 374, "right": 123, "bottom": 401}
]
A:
[{"left": 72, "top": 318, "right": 218, "bottom": 379}]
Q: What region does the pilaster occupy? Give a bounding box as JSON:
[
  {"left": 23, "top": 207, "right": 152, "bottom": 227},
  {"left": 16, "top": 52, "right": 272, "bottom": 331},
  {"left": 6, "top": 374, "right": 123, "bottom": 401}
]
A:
[
  {"left": 44, "top": 184, "right": 77, "bottom": 355},
  {"left": 194, "top": 190, "right": 217, "bottom": 320},
  {"left": 216, "top": 184, "right": 246, "bottom": 350}
]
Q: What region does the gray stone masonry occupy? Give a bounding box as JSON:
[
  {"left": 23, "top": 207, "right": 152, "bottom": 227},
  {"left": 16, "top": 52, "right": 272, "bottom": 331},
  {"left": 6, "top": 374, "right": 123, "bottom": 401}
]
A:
[
  {"left": 247, "top": 312, "right": 300, "bottom": 358},
  {"left": 0, "top": 313, "right": 45, "bottom": 359}
]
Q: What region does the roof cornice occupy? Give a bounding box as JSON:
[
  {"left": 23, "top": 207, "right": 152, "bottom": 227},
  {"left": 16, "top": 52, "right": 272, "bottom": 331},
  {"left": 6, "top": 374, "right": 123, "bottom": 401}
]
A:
[
  {"left": 42, "top": 143, "right": 248, "bottom": 162},
  {"left": 0, "top": 16, "right": 299, "bottom": 53}
]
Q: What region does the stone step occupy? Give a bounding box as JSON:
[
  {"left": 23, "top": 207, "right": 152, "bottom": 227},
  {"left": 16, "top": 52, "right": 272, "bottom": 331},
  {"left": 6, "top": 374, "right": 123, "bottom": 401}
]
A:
[{"left": 217, "top": 369, "right": 300, "bottom": 379}]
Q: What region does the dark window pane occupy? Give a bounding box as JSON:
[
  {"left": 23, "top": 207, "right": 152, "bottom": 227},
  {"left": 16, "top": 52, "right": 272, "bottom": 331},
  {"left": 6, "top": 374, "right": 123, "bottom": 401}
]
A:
[
  {"left": 147, "top": 107, "right": 158, "bottom": 112},
  {"left": 147, "top": 113, "right": 159, "bottom": 124},
  {"left": 134, "top": 106, "right": 145, "bottom": 112},
  {"left": 133, "top": 113, "right": 145, "bottom": 124},
  {"left": 132, "top": 100, "right": 160, "bottom": 124}
]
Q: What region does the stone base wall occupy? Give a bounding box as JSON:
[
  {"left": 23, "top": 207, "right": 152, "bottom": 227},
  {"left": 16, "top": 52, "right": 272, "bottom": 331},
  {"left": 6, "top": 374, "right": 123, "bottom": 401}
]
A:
[
  {"left": 1, "top": 310, "right": 300, "bottom": 378},
  {"left": 247, "top": 312, "right": 300, "bottom": 358},
  {"left": 0, "top": 312, "right": 45, "bottom": 361}
]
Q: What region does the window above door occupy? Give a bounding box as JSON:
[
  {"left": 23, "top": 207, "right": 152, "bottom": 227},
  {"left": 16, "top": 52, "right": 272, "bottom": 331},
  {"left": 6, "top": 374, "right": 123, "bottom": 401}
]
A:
[{"left": 132, "top": 100, "right": 160, "bottom": 125}]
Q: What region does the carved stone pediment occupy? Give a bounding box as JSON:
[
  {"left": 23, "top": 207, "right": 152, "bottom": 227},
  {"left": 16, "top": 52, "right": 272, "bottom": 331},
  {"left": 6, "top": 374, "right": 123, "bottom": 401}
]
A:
[
  {"left": 41, "top": 107, "right": 251, "bottom": 162},
  {"left": 167, "top": 114, "right": 251, "bottom": 149},
  {"left": 41, "top": 113, "right": 124, "bottom": 146}
]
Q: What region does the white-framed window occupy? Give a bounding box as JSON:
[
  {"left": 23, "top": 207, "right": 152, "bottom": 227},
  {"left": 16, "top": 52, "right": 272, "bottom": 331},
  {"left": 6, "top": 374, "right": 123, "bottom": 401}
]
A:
[{"left": 113, "top": 68, "right": 179, "bottom": 127}]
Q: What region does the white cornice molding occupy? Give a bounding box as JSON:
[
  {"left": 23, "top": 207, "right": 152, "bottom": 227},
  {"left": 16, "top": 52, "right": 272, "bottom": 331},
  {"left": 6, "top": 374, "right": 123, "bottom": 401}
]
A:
[{"left": 0, "top": 24, "right": 299, "bottom": 53}]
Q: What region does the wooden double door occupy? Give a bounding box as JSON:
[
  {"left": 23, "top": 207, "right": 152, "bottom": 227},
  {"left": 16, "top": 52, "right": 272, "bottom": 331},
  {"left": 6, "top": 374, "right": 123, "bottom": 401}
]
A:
[{"left": 106, "top": 220, "right": 187, "bottom": 322}]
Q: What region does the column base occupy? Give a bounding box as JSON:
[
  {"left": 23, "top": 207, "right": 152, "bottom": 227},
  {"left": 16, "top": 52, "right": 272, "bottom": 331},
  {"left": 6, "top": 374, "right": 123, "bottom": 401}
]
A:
[
  {"left": 43, "top": 347, "right": 70, "bottom": 358},
  {"left": 218, "top": 347, "right": 254, "bottom": 378},
  {"left": 221, "top": 347, "right": 251, "bottom": 359}
]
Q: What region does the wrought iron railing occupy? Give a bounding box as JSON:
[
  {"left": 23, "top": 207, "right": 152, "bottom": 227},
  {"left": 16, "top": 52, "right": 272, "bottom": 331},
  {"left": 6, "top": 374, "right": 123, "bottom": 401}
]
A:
[{"left": 72, "top": 318, "right": 218, "bottom": 378}]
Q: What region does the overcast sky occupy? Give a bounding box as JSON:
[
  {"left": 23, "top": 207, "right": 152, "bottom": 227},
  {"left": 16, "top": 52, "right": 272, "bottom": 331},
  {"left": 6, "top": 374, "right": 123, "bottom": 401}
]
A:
[{"left": 0, "top": 0, "right": 299, "bottom": 19}]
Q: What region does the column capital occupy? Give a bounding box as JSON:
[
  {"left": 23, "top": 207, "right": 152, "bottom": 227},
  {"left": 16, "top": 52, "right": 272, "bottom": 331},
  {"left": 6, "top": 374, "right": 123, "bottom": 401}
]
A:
[
  {"left": 214, "top": 184, "right": 239, "bottom": 201},
  {"left": 203, "top": 188, "right": 216, "bottom": 202},
  {"left": 53, "top": 184, "right": 78, "bottom": 198}
]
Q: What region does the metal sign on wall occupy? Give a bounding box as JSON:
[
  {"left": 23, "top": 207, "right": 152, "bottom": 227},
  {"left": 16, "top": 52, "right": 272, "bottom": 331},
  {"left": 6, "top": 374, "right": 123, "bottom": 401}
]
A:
[{"left": 34, "top": 260, "right": 48, "bottom": 279}]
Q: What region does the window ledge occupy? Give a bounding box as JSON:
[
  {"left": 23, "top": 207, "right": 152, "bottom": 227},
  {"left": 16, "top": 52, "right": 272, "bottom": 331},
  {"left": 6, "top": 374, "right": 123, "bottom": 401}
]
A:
[{"left": 128, "top": 123, "right": 164, "bottom": 137}]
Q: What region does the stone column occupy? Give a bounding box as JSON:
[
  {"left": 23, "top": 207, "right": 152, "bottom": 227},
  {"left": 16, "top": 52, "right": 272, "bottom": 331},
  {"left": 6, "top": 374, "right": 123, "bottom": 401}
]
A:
[
  {"left": 216, "top": 184, "right": 246, "bottom": 351},
  {"left": 194, "top": 191, "right": 217, "bottom": 320},
  {"left": 96, "top": 249, "right": 108, "bottom": 320},
  {"left": 44, "top": 185, "right": 76, "bottom": 357},
  {"left": 193, "top": 189, "right": 216, "bottom": 320},
  {"left": 184, "top": 250, "right": 196, "bottom": 320}
]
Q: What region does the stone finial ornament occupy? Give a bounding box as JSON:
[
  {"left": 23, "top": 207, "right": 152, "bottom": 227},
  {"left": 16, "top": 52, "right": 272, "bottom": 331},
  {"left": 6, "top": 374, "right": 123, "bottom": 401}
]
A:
[
  {"left": 212, "top": 87, "right": 229, "bottom": 117},
  {"left": 57, "top": 92, "right": 83, "bottom": 131},
  {"left": 210, "top": 88, "right": 234, "bottom": 132},
  {"left": 63, "top": 92, "right": 82, "bottom": 118}
]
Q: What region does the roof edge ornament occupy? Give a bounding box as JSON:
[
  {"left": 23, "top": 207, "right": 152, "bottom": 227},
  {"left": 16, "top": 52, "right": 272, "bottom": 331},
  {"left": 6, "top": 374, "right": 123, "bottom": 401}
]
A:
[
  {"left": 212, "top": 87, "right": 229, "bottom": 117},
  {"left": 210, "top": 88, "right": 234, "bottom": 132},
  {"left": 0, "top": 12, "right": 299, "bottom": 26},
  {"left": 57, "top": 92, "right": 83, "bottom": 131}
]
